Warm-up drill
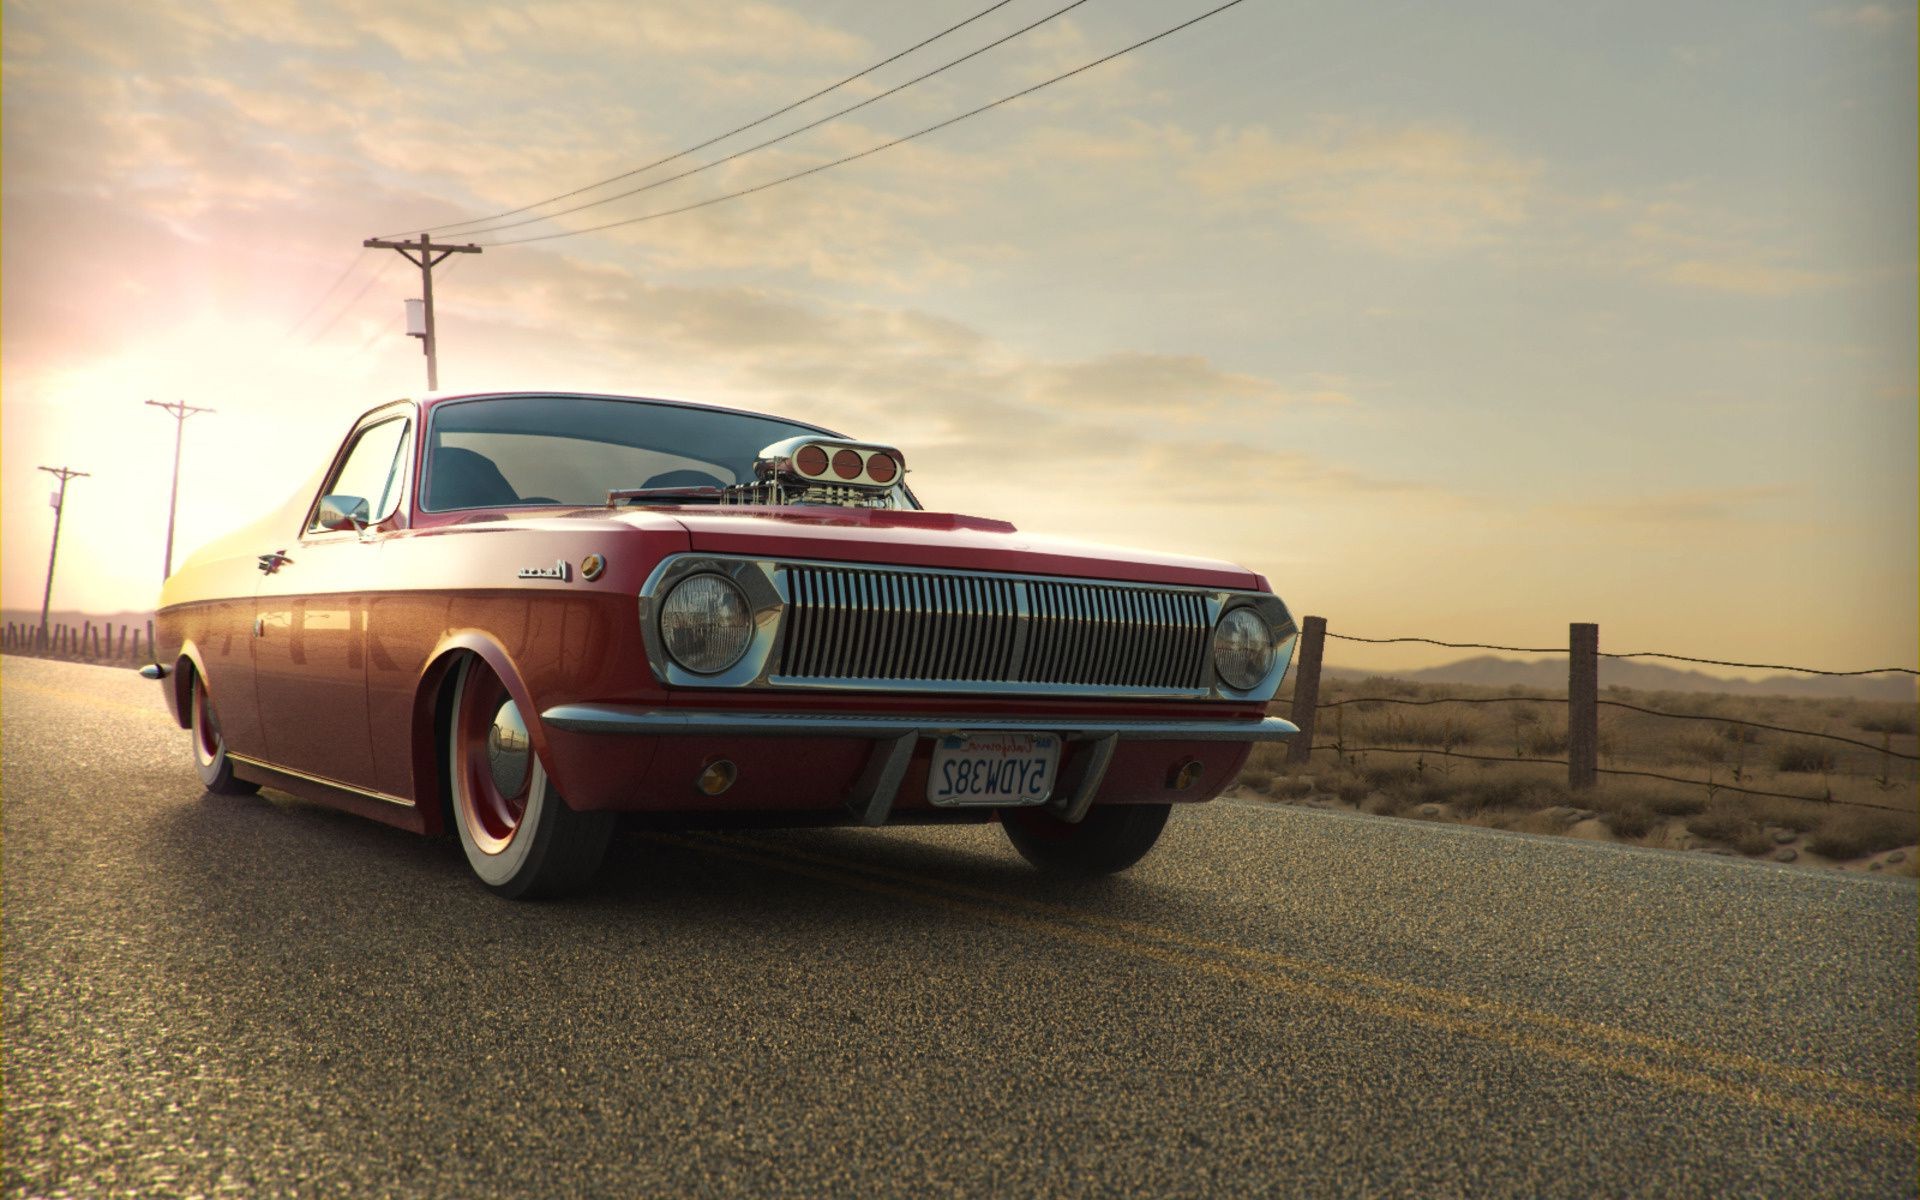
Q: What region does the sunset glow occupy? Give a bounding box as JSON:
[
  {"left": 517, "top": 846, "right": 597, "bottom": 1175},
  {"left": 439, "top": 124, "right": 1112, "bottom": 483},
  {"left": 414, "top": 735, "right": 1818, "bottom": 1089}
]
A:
[{"left": 3, "top": 0, "right": 1914, "bottom": 675}]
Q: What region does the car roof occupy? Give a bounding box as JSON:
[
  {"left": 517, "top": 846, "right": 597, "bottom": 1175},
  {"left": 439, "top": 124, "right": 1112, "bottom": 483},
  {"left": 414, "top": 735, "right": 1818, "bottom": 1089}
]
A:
[{"left": 397, "top": 389, "right": 841, "bottom": 438}]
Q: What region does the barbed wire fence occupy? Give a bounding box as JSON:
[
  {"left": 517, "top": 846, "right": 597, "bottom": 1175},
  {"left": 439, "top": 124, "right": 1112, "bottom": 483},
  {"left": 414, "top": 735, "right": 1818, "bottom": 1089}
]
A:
[{"left": 1283, "top": 617, "right": 1918, "bottom": 814}]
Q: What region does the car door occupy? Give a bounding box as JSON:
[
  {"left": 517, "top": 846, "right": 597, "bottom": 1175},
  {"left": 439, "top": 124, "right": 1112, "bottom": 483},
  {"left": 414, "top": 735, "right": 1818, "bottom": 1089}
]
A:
[{"left": 252, "top": 411, "right": 413, "bottom": 792}]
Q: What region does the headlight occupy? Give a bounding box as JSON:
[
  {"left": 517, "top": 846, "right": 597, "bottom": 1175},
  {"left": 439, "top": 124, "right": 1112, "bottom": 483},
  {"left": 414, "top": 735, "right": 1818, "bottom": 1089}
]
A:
[
  {"left": 1213, "top": 607, "right": 1276, "bottom": 691},
  {"left": 660, "top": 574, "right": 753, "bottom": 674}
]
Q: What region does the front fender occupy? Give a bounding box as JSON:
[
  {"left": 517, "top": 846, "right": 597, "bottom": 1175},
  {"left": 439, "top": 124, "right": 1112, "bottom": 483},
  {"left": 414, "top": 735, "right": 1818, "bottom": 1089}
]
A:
[{"left": 412, "top": 629, "right": 625, "bottom": 827}]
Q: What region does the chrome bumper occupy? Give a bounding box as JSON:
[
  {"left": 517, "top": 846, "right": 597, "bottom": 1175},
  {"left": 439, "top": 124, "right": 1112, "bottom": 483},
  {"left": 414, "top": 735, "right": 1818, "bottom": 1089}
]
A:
[{"left": 539, "top": 706, "right": 1295, "bottom": 827}]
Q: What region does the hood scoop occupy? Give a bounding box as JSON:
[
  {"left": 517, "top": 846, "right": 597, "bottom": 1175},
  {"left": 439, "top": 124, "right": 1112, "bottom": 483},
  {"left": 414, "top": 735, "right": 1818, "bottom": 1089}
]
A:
[{"left": 719, "top": 436, "right": 906, "bottom": 510}]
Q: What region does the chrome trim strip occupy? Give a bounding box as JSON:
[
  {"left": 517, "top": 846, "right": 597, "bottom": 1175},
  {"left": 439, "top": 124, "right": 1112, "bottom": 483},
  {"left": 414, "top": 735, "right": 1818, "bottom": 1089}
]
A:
[
  {"left": 228, "top": 753, "right": 417, "bottom": 808},
  {"left": 541, "top": 706, "right": 1297, "bottom": 742}
]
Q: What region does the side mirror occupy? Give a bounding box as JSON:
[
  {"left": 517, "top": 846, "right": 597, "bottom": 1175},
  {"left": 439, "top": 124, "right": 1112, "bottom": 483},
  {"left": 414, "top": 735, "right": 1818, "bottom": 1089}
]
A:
[{"left": 315, "top": 494, "right": 371, "bottom": 532}]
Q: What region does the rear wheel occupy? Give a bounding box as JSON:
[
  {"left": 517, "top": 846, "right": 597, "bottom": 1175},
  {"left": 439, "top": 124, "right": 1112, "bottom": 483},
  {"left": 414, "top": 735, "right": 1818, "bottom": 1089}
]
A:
[
  {"left": 1001, "top": 803, "right": 1172, "bottom": 876},
  {"left": 447, "top": 657, "right": 612, "bottom": 899},
  {"left": 189, "top": 670, "right": 258, "bottom": 796}
]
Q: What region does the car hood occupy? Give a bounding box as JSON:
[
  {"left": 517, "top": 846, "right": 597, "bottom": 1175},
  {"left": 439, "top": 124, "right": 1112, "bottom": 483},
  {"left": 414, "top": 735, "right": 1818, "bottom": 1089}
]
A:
[{"left": 626, "top": 506, "right": 1263, "bottom": 589}]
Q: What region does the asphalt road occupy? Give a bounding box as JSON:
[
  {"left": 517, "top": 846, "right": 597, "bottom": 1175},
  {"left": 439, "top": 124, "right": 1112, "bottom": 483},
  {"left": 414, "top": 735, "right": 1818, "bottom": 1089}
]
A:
[{"left": 4, "top": 655, "right": 1916, "bottom": 1199}]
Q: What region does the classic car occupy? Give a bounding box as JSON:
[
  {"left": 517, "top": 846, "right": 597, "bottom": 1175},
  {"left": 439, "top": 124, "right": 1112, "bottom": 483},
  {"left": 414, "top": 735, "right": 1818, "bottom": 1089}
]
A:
[{"left": 147, "top": 391, "right": 1299, "bottom": 898}]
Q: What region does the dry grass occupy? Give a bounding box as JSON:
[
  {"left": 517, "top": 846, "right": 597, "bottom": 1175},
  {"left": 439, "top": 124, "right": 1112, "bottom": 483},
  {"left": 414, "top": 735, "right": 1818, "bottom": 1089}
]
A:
[
  {"left": 1807, "top": 809, "right": 1920, "bottom": 860},
  {"left": 1256, "top": 674, "right": 1919, "bottom": 867}
]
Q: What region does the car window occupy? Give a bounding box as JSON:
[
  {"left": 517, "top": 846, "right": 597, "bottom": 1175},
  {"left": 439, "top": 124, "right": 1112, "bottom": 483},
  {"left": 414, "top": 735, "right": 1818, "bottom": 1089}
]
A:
[
  {"left": 313, "top": 417, "right": 410, "bottom": 532},
  {"left": 423, "top": 395, "right": 860, "bottom": 510}
]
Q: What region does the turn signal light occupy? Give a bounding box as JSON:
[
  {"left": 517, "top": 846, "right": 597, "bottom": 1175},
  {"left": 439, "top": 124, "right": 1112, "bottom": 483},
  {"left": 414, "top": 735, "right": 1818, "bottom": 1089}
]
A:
[{"left": 696, "top": 759, "right": 738, "bottom": 796}]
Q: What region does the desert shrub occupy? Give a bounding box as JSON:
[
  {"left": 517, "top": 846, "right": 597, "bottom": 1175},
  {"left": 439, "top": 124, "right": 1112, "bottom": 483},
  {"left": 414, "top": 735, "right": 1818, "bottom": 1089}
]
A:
[
  {"left": 1237, "top": 766, "right": 1276, "bottom": 793},
  {"left": 1749, "top": 797, "right": 1824, "bottom": 833},
  {"left": 1649, "top": 790, "right": 1707, "bottom": 817},
  {"left": 1524, "top": 725, "right": 1568, "bottom": 757},
  {"left": 1356, "top": 675, "right": 1424, "bottom": 698},
  {"left": 1807, "top": 808, "right": 1920, "bottom": 860},
  {"left": 1686, "top": 800, "right": 1768, "bottom": 853},
  {"left": 1719, "top": 723, "right": 1762, "bottom": 746},
  {"left": 1603, "top": 803, "right": 1655, "bottom": 839},
  {"left": 1361, "top": 761, "right": 1421, "bottom": 791},
  {"left": 1676, "top": 734, "right": 1727, "bottom": 766},
  {"left": 1274, "top": 775, "right": 1315, "bottom": 798},
  {"left": 1773, "top": 741, "right": 1838, "bottom": 774},
  {"left": 1390, "top": 712, "right": 1481, "bottom": 749},
  {"left": 1330, "top": 774, "right": 1372, "bottom": 804},
  {"left": 1857, "top": 712, "right": 1918, "bottom": 736}
]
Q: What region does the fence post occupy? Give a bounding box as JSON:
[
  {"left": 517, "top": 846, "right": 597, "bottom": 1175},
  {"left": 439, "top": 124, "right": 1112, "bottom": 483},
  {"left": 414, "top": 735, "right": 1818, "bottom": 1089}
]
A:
[
  {"left": 1287, "top": 615, "right": 1327, "bottom": 766},
  {"left": 132, "top": 627, "right": 143, "bottom": 663},
  {"left": 1569, "top": 622, "right": 1598, "bottom": 791}
]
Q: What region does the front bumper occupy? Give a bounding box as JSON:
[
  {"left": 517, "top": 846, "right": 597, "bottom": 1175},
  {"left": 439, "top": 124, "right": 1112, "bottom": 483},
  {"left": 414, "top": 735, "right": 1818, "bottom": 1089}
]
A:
[{"left": 541, "top": 705, "right": 1295, "bottom": 825}]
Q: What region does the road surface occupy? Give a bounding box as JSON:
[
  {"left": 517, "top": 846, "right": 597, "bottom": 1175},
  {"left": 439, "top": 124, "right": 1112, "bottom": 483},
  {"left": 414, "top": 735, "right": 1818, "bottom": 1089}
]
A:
[{"left": 4, "top": 656, "right": 1915, "bottom": 1197}]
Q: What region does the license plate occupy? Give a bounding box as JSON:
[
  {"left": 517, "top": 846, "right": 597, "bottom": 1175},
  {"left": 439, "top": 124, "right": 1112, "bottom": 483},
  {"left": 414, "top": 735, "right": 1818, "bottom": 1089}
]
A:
[{"left": 928, "top": 732, "right": 1061, "bottom": 808}]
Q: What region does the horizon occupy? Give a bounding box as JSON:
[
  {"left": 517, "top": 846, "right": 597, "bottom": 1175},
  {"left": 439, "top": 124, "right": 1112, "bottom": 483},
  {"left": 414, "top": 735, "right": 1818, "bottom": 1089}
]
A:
[{"left": 3, "top": 0, "right": 1915, "bottom": 678}]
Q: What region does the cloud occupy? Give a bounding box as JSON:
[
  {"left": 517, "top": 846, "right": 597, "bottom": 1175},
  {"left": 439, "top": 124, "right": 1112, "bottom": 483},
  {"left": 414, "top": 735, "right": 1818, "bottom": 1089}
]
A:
[
  {"left": 1817, "top": 5, "right": 1903, "bottom": 31},
  {"left": 1553, "top": 485, "right": 1793, "bottom": 525},
  {"left": 1662, "top": 259, "right": 1842, "bottom": 297},
  {"left": 1183, "top": 119, "right": 1542, "bottom": 253}
]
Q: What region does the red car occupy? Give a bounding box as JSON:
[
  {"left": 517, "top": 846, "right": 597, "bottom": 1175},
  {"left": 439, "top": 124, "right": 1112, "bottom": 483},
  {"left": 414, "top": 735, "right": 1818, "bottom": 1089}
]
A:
[{"left": 149, "top": 391, "right": 1298, "bottom": 898}]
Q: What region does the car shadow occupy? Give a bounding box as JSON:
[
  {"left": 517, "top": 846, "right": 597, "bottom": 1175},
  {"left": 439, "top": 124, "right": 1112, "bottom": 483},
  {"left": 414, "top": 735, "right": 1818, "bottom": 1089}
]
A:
[{"left": 153, "top": 787, "right": 1188, "bottom": 936}]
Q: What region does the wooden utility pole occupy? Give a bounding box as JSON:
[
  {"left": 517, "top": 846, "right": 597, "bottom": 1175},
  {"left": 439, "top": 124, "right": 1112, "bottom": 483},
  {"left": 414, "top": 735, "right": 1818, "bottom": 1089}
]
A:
[
  {"left": 1568, "top": 622, "right": 1599, "bottom": 790},
  {"left": 146, "top": 399, "right": 213, "bottom": 579},
  {"left": 361, "top": 234, "right": 482, "bottom": 390},
  {"left": 36, "top": 466, "right": 88, "bottom": 648}
]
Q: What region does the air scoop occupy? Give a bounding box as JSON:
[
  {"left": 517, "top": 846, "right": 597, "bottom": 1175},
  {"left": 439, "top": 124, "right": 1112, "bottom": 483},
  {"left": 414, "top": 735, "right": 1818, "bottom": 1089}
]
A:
[
  {"left": 715, "top": 435, "right": 907, "bottom": 508},
  {"left": 757, "top": 436, "right": 903, "bottom": 490}
]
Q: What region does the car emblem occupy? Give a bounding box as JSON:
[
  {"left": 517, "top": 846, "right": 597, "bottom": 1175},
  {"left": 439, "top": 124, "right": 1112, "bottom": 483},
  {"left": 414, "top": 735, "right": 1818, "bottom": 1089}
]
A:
[
  {"left": 518, "top": 559, "right": 571, "bottom": 581},
  {"left": 580, "top": 553, "right": 607, "bottom": 581}
]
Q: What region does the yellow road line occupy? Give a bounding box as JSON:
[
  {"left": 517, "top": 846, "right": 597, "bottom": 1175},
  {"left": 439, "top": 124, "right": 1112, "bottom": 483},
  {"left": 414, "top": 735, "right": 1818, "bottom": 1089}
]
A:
[
  {"left": 732, "top": 834, "right": 1920, "bottom": 1113},
  {"left": 664, "top": 833, "right": 1918, "bottom": 1144}
]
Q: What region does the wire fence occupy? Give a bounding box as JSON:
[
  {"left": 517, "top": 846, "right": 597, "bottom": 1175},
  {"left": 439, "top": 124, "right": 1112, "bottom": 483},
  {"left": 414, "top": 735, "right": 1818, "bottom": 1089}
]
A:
[
  {"left": 2, "top": 620, "right": 153, "bottom": 666},
  {"left": 1289, "top": 617, "right": 1918, "bottom": 814},
  {"left": 1324, "top": 629, "right": 1919, "bottom": 677}
]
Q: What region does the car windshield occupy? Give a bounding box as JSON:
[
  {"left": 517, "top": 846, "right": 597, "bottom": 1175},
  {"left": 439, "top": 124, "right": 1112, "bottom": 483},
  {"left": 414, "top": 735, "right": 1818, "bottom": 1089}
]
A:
[{"left": 422, "top": 394, "right": 835, "bottom": 511}]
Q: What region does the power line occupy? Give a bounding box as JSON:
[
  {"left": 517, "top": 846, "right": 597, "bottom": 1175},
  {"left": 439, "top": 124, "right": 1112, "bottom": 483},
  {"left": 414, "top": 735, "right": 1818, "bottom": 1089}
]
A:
[
  {"left": 455, "top": 0, "right": 1092, "bottom": 240},
  {"left": 475, "top": 0, "right": 1252, "bottom": 248},
  {"left": 284, "top": 250, "right": 373, "bottom": 337},
  {"left": 387, "top": 0, "right": 1023, "bottom": 240},
  {"left": 304, "top": 256, "right": 398, "bottom": 345}
]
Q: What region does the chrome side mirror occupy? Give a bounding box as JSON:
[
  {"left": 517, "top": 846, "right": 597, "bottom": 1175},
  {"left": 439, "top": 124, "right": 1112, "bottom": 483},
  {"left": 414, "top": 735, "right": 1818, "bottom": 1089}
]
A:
[{"left": 315, "top": 494, "right": 370, "bottom": 532}]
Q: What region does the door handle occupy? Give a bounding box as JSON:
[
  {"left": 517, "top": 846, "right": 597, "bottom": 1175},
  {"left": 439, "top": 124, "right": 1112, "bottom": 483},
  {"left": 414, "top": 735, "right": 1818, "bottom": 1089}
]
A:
[{"left": 257, "top": 550, "right": 293, "bottom": 574}]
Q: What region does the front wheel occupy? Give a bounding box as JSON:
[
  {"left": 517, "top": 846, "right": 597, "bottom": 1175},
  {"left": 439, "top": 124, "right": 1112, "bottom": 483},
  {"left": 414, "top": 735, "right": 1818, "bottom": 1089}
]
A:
[
  {"left": 190, "top": 670, "right": 258, "bottom": 796},
  {"left": 1001, "top": 802, "right": 1172, "bottom": 876},
  {"left": 447, "top": 657, "right": 612, "bottom": 899}
]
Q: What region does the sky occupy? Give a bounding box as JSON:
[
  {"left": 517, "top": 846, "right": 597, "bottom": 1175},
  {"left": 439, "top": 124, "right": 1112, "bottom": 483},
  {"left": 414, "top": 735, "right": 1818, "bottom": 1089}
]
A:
[{"left": 2, "top": 0, "right": 1915, "bottom": 676}]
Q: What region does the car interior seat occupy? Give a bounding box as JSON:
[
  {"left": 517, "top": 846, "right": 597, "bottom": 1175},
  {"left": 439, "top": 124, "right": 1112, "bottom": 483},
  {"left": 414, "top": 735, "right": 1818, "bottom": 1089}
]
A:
[{"left": 428, "top": 447, "right": 522, "bottom": 509}]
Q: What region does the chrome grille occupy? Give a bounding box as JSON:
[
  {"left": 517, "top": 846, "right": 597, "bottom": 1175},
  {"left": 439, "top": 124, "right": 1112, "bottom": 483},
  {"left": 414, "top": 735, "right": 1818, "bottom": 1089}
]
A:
[{"left": 779, "top": 565, "right": 1211, "bottom": 691}]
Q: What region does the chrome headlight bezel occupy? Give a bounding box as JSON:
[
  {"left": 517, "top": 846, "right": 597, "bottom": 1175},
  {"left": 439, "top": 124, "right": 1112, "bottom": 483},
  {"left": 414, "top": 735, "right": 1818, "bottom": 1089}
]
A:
[
  {"left": 1213, "top": 604, "right": 1279, "bottom": 692},
  {"left": 658, "top": 573, "right": 755, "bottom": 675}
]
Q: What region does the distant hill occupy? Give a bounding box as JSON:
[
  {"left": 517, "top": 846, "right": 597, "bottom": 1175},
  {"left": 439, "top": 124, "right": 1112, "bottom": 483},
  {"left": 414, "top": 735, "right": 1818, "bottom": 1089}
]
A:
[{"left": 1325, "top": 654, "right": 1917, "bottom": 703}]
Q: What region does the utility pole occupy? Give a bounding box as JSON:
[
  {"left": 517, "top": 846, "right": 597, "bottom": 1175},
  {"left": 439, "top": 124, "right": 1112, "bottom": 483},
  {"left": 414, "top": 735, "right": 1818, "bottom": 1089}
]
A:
[
  {"left": 361, "top": 233, "right": 482, "bottom": 390},
  {"left": 37, "top": 466, "right": 88, "bottom": 648},
  {"left": 146, "top": 399, "right": 213, "bottom": 579}
]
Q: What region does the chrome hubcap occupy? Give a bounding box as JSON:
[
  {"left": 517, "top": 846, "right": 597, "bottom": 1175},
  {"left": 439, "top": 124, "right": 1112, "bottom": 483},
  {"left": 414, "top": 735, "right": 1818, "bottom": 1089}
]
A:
[{"left": 486, "top": 700, "right": 531, "bottom": 799}]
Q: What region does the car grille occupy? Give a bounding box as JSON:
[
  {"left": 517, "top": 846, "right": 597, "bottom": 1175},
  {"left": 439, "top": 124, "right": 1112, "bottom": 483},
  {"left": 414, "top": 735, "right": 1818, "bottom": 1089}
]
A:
[{"left": 777, "top": 564, "right": 1213, "bottom": 691}]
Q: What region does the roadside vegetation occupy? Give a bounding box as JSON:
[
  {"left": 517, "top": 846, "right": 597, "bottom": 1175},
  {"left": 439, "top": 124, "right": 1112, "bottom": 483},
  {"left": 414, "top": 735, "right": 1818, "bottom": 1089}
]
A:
[{"left": 1239, "top": 675, "right": 1919, "bottom": 874}]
